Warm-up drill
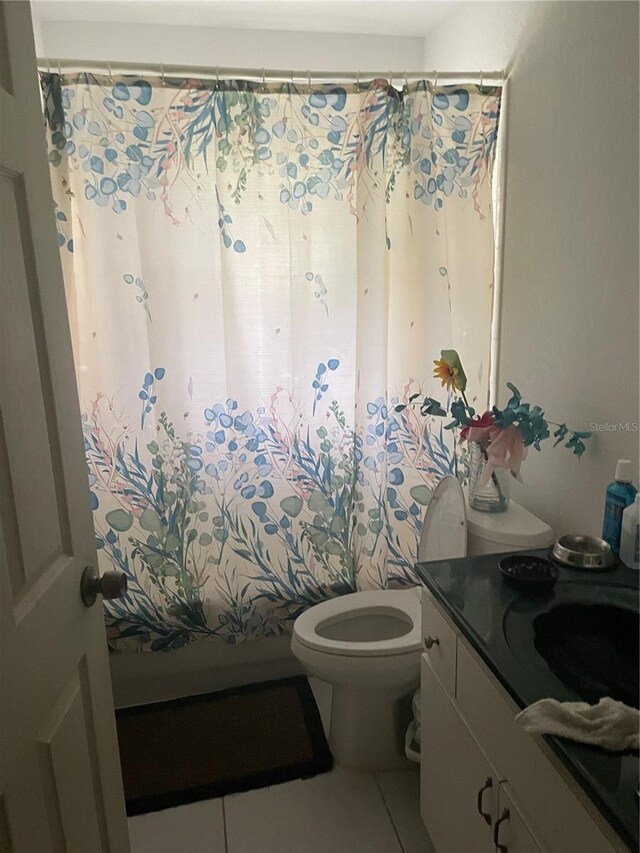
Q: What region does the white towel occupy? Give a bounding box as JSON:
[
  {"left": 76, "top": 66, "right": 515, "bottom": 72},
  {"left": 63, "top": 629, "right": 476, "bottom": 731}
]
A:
[{"left": 515, "top": 697, "right": 640, "bottom": 752}]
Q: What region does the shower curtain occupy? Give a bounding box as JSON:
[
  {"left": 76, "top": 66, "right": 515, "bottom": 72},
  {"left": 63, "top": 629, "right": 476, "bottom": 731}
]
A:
[{"left": 41, "top": 72, "right": 501, "bottom": 651}]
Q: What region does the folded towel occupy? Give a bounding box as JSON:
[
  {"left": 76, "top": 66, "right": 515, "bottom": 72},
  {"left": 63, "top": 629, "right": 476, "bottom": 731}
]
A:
[{"left": 515, "top": 697, "right": 640, "bottom": 752}]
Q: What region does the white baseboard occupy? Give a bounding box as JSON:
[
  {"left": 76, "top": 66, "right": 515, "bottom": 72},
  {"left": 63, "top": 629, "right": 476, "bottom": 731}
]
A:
[{"left": 110, "top": 633, "right": 303, "bottom": 708}]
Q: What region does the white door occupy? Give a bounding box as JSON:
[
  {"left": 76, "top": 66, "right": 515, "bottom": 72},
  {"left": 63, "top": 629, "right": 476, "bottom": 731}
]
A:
[{"left": 0, "top": 2, "right": 130, "bottom": 851}]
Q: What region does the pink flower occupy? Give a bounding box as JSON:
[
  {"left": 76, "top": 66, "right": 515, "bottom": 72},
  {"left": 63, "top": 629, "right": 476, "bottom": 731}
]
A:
[
  {"left": 460, "top": 410, "right": 495, "bottom": 442},
  {"left": 462, "top": 411, "right": 528, "bottom": 483}
]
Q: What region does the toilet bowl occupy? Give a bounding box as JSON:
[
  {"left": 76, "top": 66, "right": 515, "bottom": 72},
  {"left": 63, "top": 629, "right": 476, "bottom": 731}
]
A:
[{"left": 291, "top": 589, "right": 421, "bottom": 770}]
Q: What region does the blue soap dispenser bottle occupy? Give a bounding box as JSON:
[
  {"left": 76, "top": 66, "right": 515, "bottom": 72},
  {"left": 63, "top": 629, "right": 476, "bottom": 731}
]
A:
[{"left": 602, "top": 459, "right": 638, "bottom": 555}]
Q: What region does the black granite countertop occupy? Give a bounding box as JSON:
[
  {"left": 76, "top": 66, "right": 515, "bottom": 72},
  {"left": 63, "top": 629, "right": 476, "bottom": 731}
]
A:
[{"left": 415, "top": 550, "right": 639, "bottom": 852}]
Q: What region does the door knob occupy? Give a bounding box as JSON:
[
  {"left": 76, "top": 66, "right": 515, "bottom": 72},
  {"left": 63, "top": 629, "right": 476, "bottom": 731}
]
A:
[
  {"left": 423, "top": 635, "right": 439, "bottom": 649},
  {"left": 81, "top": 566, "right": 127, "bottom": 607}
]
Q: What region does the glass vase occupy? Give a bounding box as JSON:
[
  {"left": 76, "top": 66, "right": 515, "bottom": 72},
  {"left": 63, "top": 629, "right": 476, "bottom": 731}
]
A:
[{"left": 468, "top": 442, "right": 510, "bottom": 513}]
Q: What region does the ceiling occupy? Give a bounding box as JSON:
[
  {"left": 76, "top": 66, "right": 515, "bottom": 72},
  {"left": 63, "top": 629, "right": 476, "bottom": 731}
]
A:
[{"left": 30, "top": 0, "right": 459, "bottom": 38}]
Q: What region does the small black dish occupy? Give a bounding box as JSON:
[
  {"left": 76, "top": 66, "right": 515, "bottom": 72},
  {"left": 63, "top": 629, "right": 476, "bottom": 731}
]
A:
[{"left": 498, "top": 554, "right": 559, "bottom": 593}]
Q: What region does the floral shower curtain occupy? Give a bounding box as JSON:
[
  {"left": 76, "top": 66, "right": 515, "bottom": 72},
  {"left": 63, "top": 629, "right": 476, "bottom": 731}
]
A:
[{"left": 41, "top": 72, "right": 501, "bottom": 652}]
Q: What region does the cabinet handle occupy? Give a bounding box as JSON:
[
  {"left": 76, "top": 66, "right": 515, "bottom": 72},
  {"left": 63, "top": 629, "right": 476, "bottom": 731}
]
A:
[
  {"left": 493, "top": 807, "right": 510, "bottom": 852},
  {"left": 423, "top": 635, "right": 439, "bottom": 649},
  {"left": 476, "top": 777, "right": 493, "bottom": 825}
]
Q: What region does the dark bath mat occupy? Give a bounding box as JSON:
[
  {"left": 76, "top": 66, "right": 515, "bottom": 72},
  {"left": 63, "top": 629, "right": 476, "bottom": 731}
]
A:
[{"left": 116, "top": 675, "right": 333, "bottom": 816}]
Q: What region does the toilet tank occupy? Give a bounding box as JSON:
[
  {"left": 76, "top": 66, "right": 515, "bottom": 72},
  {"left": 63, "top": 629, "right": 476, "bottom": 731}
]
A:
[{"left": 466, "top": 499, "right": 554, "bottom": 556}]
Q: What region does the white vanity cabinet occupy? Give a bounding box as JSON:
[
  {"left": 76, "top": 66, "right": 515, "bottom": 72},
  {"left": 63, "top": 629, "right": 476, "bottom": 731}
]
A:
[
  {"left": 420, "top": 588, "right": 627, "bottom": 853},
  {"left": 421, "top": 656, "right": 499, "bottom": 853}
]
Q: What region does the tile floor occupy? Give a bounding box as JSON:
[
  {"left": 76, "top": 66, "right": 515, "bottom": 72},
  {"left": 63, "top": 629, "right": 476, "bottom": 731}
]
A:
[{"left": 128, "top": 679, "right": 435, "bottom": 853}]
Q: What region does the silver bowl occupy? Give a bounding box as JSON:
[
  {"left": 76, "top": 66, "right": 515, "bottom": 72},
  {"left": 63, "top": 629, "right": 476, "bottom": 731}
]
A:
[{"left": 550, "top": 534, "right": 617, "bottom": 571}]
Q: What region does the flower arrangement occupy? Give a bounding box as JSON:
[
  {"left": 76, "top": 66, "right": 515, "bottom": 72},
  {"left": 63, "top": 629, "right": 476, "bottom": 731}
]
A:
[{"left": 396, "top": 350, "right": 591, "bottom": 508}]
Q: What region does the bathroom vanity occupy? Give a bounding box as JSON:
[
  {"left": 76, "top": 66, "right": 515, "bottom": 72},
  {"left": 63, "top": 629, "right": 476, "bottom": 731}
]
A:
[{"left": 416, "top": 553, "right": 639, "bottom": 853}]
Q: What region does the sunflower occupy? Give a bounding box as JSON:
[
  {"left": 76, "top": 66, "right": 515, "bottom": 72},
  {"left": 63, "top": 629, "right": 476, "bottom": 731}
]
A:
[{"left": 433, "top": 358, "right": 461, "bottom": 392}]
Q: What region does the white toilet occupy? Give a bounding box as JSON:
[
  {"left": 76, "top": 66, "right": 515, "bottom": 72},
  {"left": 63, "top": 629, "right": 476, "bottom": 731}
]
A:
[
  {"left": 291, "top": 476, "right": 553, "bottom": 769},
  {"left": 292, "top": 588, "right": 422, "bottom": 769}
]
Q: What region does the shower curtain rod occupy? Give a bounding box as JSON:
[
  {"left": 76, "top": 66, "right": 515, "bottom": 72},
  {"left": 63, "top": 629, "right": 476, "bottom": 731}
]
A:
[{"left": 37, "top": 58, "right": 506, "bottom": 84}]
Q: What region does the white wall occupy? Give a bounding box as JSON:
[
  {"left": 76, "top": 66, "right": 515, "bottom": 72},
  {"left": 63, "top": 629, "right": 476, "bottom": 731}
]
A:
[
  {"left": 34, "top": 19, "right": 424, "bottom": 72},
  {"left": 422, "top": 1, "right": 543, "bottom": 71},
  {"left": 424, "top": 1, "right": 639, "bottom": 536}
]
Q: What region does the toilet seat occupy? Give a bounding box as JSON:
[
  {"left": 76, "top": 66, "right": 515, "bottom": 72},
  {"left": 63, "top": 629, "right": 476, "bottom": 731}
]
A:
[{"left": 292, "top": 590, "right": 421, "bottom": 657}]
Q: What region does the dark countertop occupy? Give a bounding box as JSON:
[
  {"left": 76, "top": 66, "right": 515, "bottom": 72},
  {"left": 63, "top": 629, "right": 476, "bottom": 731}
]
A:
[{"left": 415, "top": 550, "right": 639, "bottom": 852}]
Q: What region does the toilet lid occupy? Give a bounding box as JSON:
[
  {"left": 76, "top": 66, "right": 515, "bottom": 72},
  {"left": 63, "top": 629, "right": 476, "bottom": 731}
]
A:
[{"left": 418, "top": 475, "right": 467, "bottom": 562}]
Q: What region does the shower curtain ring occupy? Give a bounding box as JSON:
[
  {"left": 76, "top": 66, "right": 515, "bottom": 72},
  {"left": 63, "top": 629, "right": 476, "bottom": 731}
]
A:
[
  {"left": 160, "top": 63, "right": 166, "bottom": 87},
  {"left": 433, "top": 70, "right": 438, "bottom": 88},
  {"left": 404, "top": 70, "right": 409, "bottom": 91},
  {"left": 107, "top": 61, "right": 113, "bottom": 84},
  {"left": 307, "top": 69, "right": 311, "bottom": 94},
  {"left": 480, "top": 70, "right": 484, "bottom": 87},
  {"left": 57, "top": 58, "right": 62, "bottom": 78},
  {"left": 216, "top": 67, "right": 220, "bottom": 90},
  {"left": 262, "top": 68, "right": 266, "bottom": 91}
]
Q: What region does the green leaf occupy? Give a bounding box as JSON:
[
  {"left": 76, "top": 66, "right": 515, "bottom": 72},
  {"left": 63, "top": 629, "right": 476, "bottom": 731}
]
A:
[
  {"left": 309, "top": 528, "right": 328, "bottom": 546},
  {"left": 505, "top": 382, "right": 521, "bottom": 407},
  {"left": 330, "top": 516, "right": 345, "bottom": 533},
  {"left": 165, "top": 533, "right": 180, "bottom": 552},
  {"left": 410, "top": 485, "right": 432, "bottom": 506},
  {"left": 422, "top": 397, "right": 446, "bottom": 417},
  {"left": 139, "top": 507, "right": 163, "bottom": 533},
  {"left": 105, "top": 508, "right": 133, "bottom": 532},
  {"left": 308, "top": 491, "right": 329, "bottom": 513},
  {"left": 441, "top": 349, "right": 467, "bottom": 392},
  {"left": 145, "top": 551, "right": 163, "bottom": 569},
  {"left": 280, "top": 495, "right": 303, "bottom": 517}
]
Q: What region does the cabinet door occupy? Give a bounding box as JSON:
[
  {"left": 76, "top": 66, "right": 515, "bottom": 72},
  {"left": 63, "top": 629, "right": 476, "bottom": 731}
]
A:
[
  {"left": 421, "top": 656, "right": 498, "bottom": 853},
  {"left": 421, "top": 589, "right": 458, "bottom": 697},
  {"left": 494, "top": 784, "right": 543, "bottom": 853}
]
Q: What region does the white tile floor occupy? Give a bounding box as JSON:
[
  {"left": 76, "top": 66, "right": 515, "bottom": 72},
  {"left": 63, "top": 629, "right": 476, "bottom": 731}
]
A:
[{"left": 129, "top": 679, "right": 434, "bottom": 853}]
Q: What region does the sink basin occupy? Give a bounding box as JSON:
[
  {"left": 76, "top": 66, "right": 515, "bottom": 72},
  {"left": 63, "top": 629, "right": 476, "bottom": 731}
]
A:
[{"left": 533, "top": 603, "right": 639, "bottom": 708}]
